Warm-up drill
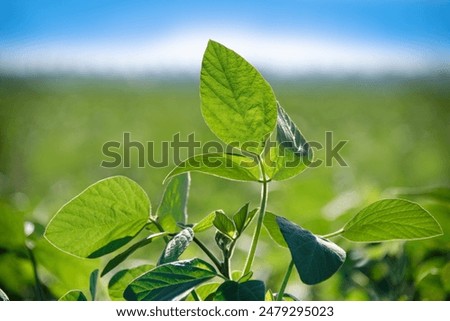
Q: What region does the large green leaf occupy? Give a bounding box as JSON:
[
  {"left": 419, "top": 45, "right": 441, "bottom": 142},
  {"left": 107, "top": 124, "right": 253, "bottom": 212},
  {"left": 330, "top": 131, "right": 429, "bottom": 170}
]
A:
[
  {"left": 213, "top": 280, "right": 265, "bottom": 301},
  {"left": 342, "top": 199, "right": 443, "bottom": 242},
  {"left": 213, "top": 211, "right": 236, "bottom": 239},
  {"left": 276, "top": 216, "right": 346, "bottom": 285},
  {"left": 102, "top": 232, "right": 167, "bottom": 276},
  {"left": 164, "top": 153, "right": 259, "bottom": 183},
  {"left": 158, "top": 228, "right": 194, "bottom": 265},
  {"left": 264, "top": 104, "right": 313, "bottom": 181},
  {"left": 200, "top": 40, "right": 277, "bottom": 154},
  {"left": 156, "top": 173, "right": 190, "bottom": 232},
  {"left": 108, "top": 265, "right": 154, "bottom": 301},
  {"left": 45, "top": 176, "right": 150, "bottom": 258},
  {"left": 0, "top": 202, "right": 25, "bottom": 251},
  {"left": 124, "top": 259, "right": 217, "bottom": 301},
  {"left": 59, "top": 290, "right": 88, "bottom": 301}
]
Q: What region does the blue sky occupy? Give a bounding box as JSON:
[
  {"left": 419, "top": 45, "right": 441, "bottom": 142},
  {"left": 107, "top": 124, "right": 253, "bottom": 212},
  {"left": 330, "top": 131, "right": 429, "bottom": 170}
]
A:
[{"left": 1, "top": 0, "right": 449, "bottom": 75}]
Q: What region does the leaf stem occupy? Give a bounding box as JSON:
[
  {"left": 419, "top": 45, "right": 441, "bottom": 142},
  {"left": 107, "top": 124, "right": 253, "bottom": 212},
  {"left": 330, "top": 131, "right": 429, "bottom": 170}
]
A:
[
  {"left": 193, "top": 237, "right": 223, "bottom": 275},
  {"left": 242, "top": 155, "right": 269, "bottom": 276},
  {"left": 150, "top": 219, "right": 170, "bottom": 243},
  {"left": 276, "top": 259, "right": 294, "bottom": 301},
  {"left": 27, "top": 246, "right": 44, "bottom": 300},
  {"left": 321, "top": 228, "right": 345, "bottom": 239}
]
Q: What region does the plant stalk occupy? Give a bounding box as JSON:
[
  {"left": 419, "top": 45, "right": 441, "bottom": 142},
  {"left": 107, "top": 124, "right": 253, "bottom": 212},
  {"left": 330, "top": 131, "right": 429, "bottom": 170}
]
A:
[
  {"left": 27, "top": 246, "right": 44, "bottom": 300},
  {"left": 276, "top": 260, "right": 294, "bottom": 301},
  {"left": 321, "top": 228, "right": 344, "bottom": 239},
  {"left": 193, "top": 237, "right": 223, "bottom": 275},
  {"left": 242, "top": 156, "right": 269, "bottom": 276}
]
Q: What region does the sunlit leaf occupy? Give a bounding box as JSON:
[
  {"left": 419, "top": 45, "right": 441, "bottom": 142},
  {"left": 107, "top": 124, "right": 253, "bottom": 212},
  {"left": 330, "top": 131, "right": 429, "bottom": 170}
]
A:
[
  {"left": 156, "top": 173, "right": 190, "bottom": 232},
  {"left": 45, "top": 176, "right": 150, "bottom": 258},
  {"left": 200, "top": 40, "right": 277, "bottom": 154},
  {"left": 343, "top": 199, "right": 443, "bottom": 242},
  {"left": 164, "top": 153, "right": 259, "bottom": 183},
  {"left": 108, "top": 265, "right": 154, "bottom": 301}
]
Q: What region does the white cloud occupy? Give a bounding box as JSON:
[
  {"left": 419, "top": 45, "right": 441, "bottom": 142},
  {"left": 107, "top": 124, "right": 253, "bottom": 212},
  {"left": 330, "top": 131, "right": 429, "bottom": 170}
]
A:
[{"left": 1, "top": 29, "right": 447, "bottom": 76}]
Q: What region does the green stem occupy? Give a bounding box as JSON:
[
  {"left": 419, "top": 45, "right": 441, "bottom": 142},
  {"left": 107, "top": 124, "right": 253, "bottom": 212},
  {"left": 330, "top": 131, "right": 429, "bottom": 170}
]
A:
[
  {"left": 27, "top": 246, "right": 44, "bottom": 300},
  {"left": 242, "top": 156, "right": 269, "bottom": 276},
  {"left": 277, "top": 260, "right": 294, "bottom": 301},
  {"left": 321, "top": 228, "right": 344, "bottom": 239},
  {"left": 193, "top": 237, "right": 223, "bottom": 275},
  {"left": 150, "top": 219, "right": 170, "bottom": 243}
]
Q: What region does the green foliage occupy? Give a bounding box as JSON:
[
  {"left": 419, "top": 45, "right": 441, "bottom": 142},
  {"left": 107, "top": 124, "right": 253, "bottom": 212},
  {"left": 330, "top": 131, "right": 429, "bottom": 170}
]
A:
[
  {"left": 156, "top": 174, "right": 190, "bottom": 232},
  {"left": 264, "top": 103, "right": 313, "bottom": 181},
  {"left": 124, "top": 259, "right": 217, "bottom": 301},
  {"left": 108, "top": 265, "right": 154, "bottom": 300},
  {"left": 213, "top": 280, "right": 265, "bottom": 301},
  {"left": 342, "top": 199, "right": 443, "bottom": 242},
  {"left": 200, "top": 40, "right": 277, "bottom": 154},
  {"left": 59, "top": 290, "right": 88, "bottom": 301},
  {"left": 158, "top": 228, "right": 194, "bottom": 264},
  {"left": 165, "top": 153, "right": 259, "bottom": 182},
  {"left": 102, "top": 232, "right": 167, "bottom": 276},
  {"left": 276, "top": 216, "right": 346, "bottom": 285},
  {"left": 45, "top": 176, "right": 150, "bottom": 258},
  {"left": 29, "top": 39, "right": 444, "bottom": 301},
  {"left": 213, "top": 211, "right": 236, "bottom": 239}
]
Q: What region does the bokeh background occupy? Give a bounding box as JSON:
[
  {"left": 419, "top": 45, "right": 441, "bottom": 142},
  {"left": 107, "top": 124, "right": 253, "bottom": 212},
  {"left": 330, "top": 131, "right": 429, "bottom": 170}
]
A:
[{"left": 1, "top": 0, "right": 449, "bottom": 300}]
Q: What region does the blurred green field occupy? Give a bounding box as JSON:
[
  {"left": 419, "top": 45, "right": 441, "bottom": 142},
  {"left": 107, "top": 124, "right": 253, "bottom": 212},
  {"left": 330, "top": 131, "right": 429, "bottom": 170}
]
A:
[{"left": 0, "top": 74, "right": 449, "bottom": 300}]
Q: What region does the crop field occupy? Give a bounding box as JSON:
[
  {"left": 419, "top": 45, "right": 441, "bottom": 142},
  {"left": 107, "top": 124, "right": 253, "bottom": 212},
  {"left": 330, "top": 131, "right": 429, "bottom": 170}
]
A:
[{"left": 0, "top": 73, "right": 449, "bottom": 300}]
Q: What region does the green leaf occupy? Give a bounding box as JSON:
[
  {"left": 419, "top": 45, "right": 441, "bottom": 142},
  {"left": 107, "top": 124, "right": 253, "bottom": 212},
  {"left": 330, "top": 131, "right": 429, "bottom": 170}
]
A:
[
  {"left": 45, "top": 176, "right": 151, "bottom": 258},
  {"left": 108, "top": 265, "right": 154, "bottom": 301},
  {"left": 158, "top": 228, "right": 194, "bottom": 265},
  {"left": 193, "top": 212, "right": 216, "bottom": 233},
  {"left": 156, "top": 173, "right": 190, "bottom": 232},
  {"left": 213, "top": 211, "right": 236, "bottom": 239},
  {"left": 215, "top": 231, "right": 232, "bottom": 253},
  {"left": 186, "top": 283, "right": 220, "bottom": 301},
  {"left": 59, "top": 290, "right": 88, "bottom": 301},
  {"left": 0, "top": 202, "right": 25, "bottom": 251},
  {"left": 200, "top": 40, "right": 277, "bottom": 154},
  {"left": 213, "top": 280, "right": 265, "bottom": 301},
  {"left": 124, "top": 258, "right": 217, "bottom": 301},
  {"left": 342, "top": 199, "right": 443, "bottom": 242},
  {"left": 164, "top": 153, "right": 259, "bottom": 183},
  {"left": 276, "top": 216, "right": 346, "bottom": 285},
  {"left": 232, "top": 203, "right": 249, "bottom": 236},
  {"left": 101, "top": 232, "right": 168, "bottom": 276},
  {"left": 264, "top": 104, "right": 313, "bottom": 181},
  {"left": 263, "top": 212, "right": 287, "bottom": 247},
  {"left": 0, "top": 288, "right": 9, "bottom": 301},
  {"left": 89, "top": 269, "right": 99, "bottom": 301},
  {"left": 265, "top": 289, "right": 275, "bottom": 301}
]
